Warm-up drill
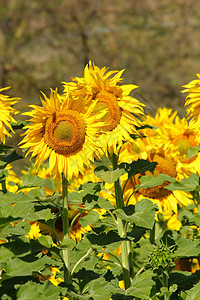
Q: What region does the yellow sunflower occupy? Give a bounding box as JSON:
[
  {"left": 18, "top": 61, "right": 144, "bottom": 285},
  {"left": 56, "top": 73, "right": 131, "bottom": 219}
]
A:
[
  {"left": 63, "top": 62, "right": 145, "bottom": 154},
  {"left": 0, "top": 87, "right": 19, "bottom": 144},
  {"left": 19, "top": 89, "right": 106, "bottom": 180},
  {"left": 143, "top": 107, "right": 200, "bottom": 176},
  {"left": 182, "top": 73, "right": 200, "bottom": 119},
  {"left": 119, "top": 140, "right": 193, "bottom": 216}
]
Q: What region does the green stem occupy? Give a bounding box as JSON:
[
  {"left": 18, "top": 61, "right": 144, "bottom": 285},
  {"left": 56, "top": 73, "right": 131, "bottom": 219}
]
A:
[
  {"left": 118, "top": 218, "right": 131, "bottom": 288},
  {"left": 61, "top": 173, "right": 71, "bottom": 284},
  {"left": 162, "top": 272, "right": 170, "bottom": 300},
  {"left": 71, "top": 248, "right": 93, "bottom": 276},
  {"left": 1, "top": 178, "right": 7, "bottom": 194},
  {"left": 112, "top": 153, "right": 123, "bottom": 209},
  {"left": 112, "top": 153, "right": 131, "bottom": 288},
  {"left": 127, "top": 240, "right": 134, "bottom": 278}
]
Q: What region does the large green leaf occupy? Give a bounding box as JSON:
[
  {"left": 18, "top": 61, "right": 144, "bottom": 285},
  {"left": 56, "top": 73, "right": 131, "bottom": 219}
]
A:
[
  {"left": 175, "top": 237, "right": 200, "bottom": 257},
  {"left": 119, "top": 159, "right": 157, "bottom": 179},
  {"left": 167, "top": 174, "right": 200, "bottom": 192},
  {"left": 95, "top": 167, "right": 126, "bottom": 183},
  {"left": 85, "top": 277, "right": 115, "bottom": 300},
  {"left": 126, "top": 269, "right": 155, "bottom": 299},
  {"left": 137, "top": 174, "right": 175, "bottom": 190},
  {"left": 4, "top": 258, "right": 32, "bottom": 277},
  {"left": 79, "top": 211, "right": 99, "bottom": 227},
  {"left": 21, "top": 174, "right": 56, "bottom": 190},
  {"left": 169, "top": 271, "right": 199, "bottom": 291},
  {"left": 16, "top": 281, "right": 62, "bottom": 300},
  {"left": 114, "top": 199, "right": 157, "bottom": 229},
  {"left": 186, "top": 282, "right": 200, "bottom": 300}
]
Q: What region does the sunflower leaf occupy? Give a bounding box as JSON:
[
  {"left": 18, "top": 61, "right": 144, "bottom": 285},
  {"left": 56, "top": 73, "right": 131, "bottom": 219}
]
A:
[
  {"left": 175, "top": 237, "right": 200, "bottom": 257},
  {"left": 21, "top": 174, "right": 56, "bottom": 190},
  {"left": 137, "top": 173, "right": 175, "bottom": 190},
  {"left": 187, "top": 145, "right": 200, "bottom": 159},
  {"left": 119, "top": 159, "right": 157, "bottom": 180},
  {"left": 94, "top": 167, "right": 126, "bottom": 183},
  {"left": 167, "top": 174, "right": 200, "bottom": 192},
  {"left": 114, "top": 199, "right": 157, "bottom": 229},
  {"left": 185, "top": 282, "right": 200, "bottom": 300}
]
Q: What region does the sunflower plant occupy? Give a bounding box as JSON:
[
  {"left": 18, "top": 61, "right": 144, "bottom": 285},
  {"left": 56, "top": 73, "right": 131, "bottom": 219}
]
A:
[{"left": 1, "top": 67, "right": 200, "bottom": 300}]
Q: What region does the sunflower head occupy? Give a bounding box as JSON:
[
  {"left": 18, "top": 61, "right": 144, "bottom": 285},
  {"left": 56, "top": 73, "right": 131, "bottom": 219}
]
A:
[
  {"left": 182, "top": 73, "right": 200, "bottom": 119},
  {"left": 63, "top": 62, "right": 145, "bottom": 154},
  {"left": 19, "top": 89, "right": 105, "bottom": 180},
  {"left": 0, "top": 87, "right": 19, "bottom": 144}
]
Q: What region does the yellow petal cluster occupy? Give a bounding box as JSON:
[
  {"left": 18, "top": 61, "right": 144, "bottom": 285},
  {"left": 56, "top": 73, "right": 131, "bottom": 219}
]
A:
[{"left": 0, "top": 87, "right": 19, "bottom": 144}]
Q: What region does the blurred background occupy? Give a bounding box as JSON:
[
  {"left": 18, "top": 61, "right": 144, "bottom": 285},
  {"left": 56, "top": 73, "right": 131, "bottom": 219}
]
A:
[{"left": 1, "top": 0, "right": 200, "bottom": 117}]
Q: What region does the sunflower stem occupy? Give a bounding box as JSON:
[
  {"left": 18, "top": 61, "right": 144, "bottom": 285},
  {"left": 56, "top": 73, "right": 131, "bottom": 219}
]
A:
[
  {"left": 61, "top": 173, "right": 71, "bottom": 284},
  {"left": 112, "top": 153, "right": 131, "bottom": 289}
]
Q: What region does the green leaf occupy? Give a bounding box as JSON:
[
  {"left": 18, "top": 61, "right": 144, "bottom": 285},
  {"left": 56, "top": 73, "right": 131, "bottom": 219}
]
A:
[
  {"left": 0, "top": 202, "right": 34, "bottom": 218},
  {"left": 97, "top": 197, "right": 115, "bottom": 210},
  {"left": 167, "top": 174, "right": 200, "bottom": 192},
  {"left": 10, "top": 120, "right": 27, "bottom": 130},
  {"left": 126, "top": 269, "right": 155, "bottom": 299},
  {"left": 186, "top": 282, "right": 200, "bottom": 300},
  {"left": 175, "top": 238, "right": 200, "bottom": 257},
  {"left": 38, "top": 235, "right": 53, "bottom": 248},
  {"left": 114, "top": 199, "right": 157, "bottom": 229},
  {"left": 79, "top": 211, "right": 99, "bottom": 227},
  {"left": 21, "top": 174, "right": 56, "bottom": 190},
  {"left": 95, "top": 167, "right": 126, "bottom": 183},
  {"left": 119, "top": 159, "right": 157, "bottom": 179},
  {"left": 87, "top": 230, "right": 122, "bottom": 246},
  {"left": 85, "top": 277, "right": 115, "bottom": 300},
  {"left": 137, "top": 174, "right": 175, "bottom": 190},
  {"left": 3, "top": 237, "right": 31, "bottom": 257},
  {"left": 169, "top": 271, "right": 199, "bottom": 290},
  {"left": 187, "top": 145, "right": 200, "bottom": 159},
  {"left": 16, "top": 281, "right": 62, "bottom": 300},
  {"left": 60, "top": 236, "right": 76, "bottom": 250},
  {"left": 3, "top": 150, "right": 23, "bottom": 164},
  {"left": 4, "top": 258, "right": 32, "bottom": 277},
  {"left": 0, "top": 144, "right": 13, "bottom": 154},
  {"left": 26, "top": 208, "right": 54, "bottom": 222}
]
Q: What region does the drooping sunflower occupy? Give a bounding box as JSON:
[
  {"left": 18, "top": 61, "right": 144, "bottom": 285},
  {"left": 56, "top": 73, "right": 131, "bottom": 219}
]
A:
[
  {"left": 182, "top": 73, "right": 200, "bottom": 119},
  {"left": 63, "top": 62, "right": 145, "bottom": 154},
  {"left": 0, "top": 87, "right": 19, "bottom": 144},
  {"left": 19, "top": 89, "right": 106, "bottom": 180}
]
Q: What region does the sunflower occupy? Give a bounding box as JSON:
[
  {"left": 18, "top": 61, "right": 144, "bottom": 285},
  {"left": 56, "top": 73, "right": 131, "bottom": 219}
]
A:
[
  {"left": 143, "top": 107, "right": 200, "bottom": 176},
  {"left": 182, "top": 73, "right": 200, "bottom": 119},
  {"left": 19, "top": 89, "right": 106, "bottom": 180},
  {"left": 119, "top": 140, "right": 193, "bottom": 216},
  {"left": 0, "top": 87, "right": 19, "bottom": 144},
  {"left": 63, "top": 62, "right": 145, "bottom": 154}
]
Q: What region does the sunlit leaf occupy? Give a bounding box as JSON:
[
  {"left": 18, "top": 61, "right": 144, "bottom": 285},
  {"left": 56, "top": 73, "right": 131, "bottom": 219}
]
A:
[
  {"left": 137, "top": 174, "right": 175, "bottom": 190},
  {"left": 167, "top": 174, "right": 200, "bottom": 192},
  {"left": 21, "top": 174, "right": 56, "bottom": 190},
  {"left": 186, "top": 282, "right": 200, "bottom": 300},
  {"left": 175, "top": 238, "right": 200, "bottom": 257},
  {"left": 114, "top": 200, "right": 157, "bottom": 229},
  {"left": 95, "top": 167, "right": 126, "bottom": 183},
  {"left": 187, "top": 145, "right": 200, "bottom": 159}
]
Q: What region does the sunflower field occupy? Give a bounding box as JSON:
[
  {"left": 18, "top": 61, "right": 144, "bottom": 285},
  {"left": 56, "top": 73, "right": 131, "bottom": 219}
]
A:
[{"left": 1, "top": 63, "right": 200, "bottom": 299}]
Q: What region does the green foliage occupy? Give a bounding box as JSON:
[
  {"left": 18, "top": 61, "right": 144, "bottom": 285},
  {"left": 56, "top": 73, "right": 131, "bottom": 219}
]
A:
[{"left": 114, "top": 199, "right": 157, "bottom": 229}]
